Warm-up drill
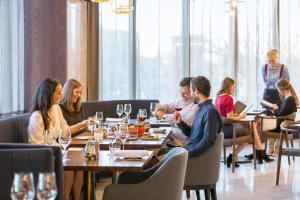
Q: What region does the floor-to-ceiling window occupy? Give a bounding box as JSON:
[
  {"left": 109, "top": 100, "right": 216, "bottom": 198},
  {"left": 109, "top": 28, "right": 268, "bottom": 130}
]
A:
[
  {"left": 0, "top": 0, "right": 24, "bottom": 114},
  {"left": 99, "top": 2, "right": 133, "bottom": 100},
  {"left": 136, "top": 0, "right": 185, "bottom": 103},
  {"left": 190, "top": 0, "right": 231, "bottom": 100}
]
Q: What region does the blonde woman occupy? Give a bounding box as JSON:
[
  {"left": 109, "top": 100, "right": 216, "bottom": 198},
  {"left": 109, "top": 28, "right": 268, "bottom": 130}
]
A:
[
  {"left": 60, "top": 79, "right": 85, "bottom": 200},
  {"left": 262, "top": 48, "right": 290, "bottom": 106}
]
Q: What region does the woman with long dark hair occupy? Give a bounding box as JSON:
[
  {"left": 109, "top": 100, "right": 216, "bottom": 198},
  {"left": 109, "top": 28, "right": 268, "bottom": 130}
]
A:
[{"left": 27, "top": 78, "right": 87, "bottom": 200}]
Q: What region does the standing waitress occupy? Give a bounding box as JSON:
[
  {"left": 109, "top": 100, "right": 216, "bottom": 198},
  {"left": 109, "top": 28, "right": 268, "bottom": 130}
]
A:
[
  {"left": 262, "top": 48, "right": 290, "bottom": 106},
  {"left": 262, "top": 48, "right": 290, "bottom": 155}
]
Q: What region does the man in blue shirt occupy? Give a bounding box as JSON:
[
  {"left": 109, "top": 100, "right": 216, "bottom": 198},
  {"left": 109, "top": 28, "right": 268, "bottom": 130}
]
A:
[{"left": 174, "top": 76, "right": 223, "bottom": 157}]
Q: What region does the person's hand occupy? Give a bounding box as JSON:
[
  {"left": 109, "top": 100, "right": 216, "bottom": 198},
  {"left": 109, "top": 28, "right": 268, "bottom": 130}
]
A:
[
  {"left": 239, "top": 112, "right": 247, "bottom": 119},
  {"left": 156, "top": 111, "right": 165, "bottom": 120},
  {"left": 272, "top": 104, "right": 279, "bottom": 110},
  {"left": 80, "top": 119, "right": 88, "bottom": 128},
  {"left": 174, "top": 112, "right": 182, "bottom": 124}
]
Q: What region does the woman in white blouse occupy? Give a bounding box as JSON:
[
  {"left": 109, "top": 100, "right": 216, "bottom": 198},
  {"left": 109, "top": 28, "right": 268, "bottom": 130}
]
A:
[{"left": 27, "top": 78, "right": 87, "bottom": 200}]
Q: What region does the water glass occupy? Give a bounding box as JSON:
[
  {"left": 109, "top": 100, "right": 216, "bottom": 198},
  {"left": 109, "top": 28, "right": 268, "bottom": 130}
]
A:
[
  {"left": 36, "top": 172, "right": 57, "bottom": 200},
  {"left": 87, "top": 117, "right": 96, "bottom": 134},
  {"left": 150, "top": 102, "right": 156, "bottom": 117},
  {"left": 10, "top": 172, "right": 35, "bottom": 200},
  {"left": 116, "top": 104, "right": 124, "bottom": 118},
  {"left": 44, "top": 130, "right": 57, "bottom": 145},
  {"left": 109, "top": 138, "right": 121, "bottom": 155},
  {"left": 58, "top": 129, "right": 72, "bottom": 163},
  {"left": 95, "top": 112, "right": 103, "bottom": 126},
  {"left": 119, "top": 124, "right": 129, "bottom": 150}
]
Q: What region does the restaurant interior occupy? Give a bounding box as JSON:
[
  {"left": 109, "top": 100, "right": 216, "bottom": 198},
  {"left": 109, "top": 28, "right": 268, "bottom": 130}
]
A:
[{"left": 1, "top": 0, "right": 300, "bottom": 199}]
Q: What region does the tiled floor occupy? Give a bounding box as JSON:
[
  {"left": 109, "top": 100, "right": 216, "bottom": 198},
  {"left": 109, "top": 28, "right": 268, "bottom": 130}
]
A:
[{"left": 95, "top": 144, "right": 300, "bottom": 200}]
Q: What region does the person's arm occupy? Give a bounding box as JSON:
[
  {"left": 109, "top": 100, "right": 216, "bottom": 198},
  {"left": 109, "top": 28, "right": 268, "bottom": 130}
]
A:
[
  {"left": 181, "top": 104, "right": 198, "bottom": 127},
  {"left": 177, "top": 120, "right": 192, "bottom": 137},
  {"left": 174, "top": 112, "right": 192, "bottom": 137},
  {"left": 187, "top": 110, "right": 219, "bottom": 157},
  {"left": 28, "top": 112, "right": 45, "bottom": 144},
  {"left": 262, "top": 65, "right": 268, "bottom": 87},
  {"left": 283, "top": 65, "right": 290, "bottom": 81},
  {"left": 57, "top": 105, "right": 86, "bottom": 134}
]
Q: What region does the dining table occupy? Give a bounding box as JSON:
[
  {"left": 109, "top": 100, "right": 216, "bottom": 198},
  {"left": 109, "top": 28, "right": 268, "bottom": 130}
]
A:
[{"left": 64, "top": 149, "right": 154, "bottom": 200}]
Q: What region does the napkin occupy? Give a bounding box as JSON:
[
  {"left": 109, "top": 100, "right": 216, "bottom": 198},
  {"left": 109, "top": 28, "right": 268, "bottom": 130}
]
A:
[
  {"left": 106, "top": 118, "right": 124, "bottom": 123},
  {"left": 113, "top": 150, "right": 148, "bottom": 158}
]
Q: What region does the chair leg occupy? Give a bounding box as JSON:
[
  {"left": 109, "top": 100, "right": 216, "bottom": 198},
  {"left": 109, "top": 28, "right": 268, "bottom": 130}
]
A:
[
  {"left": 276, "top": 132, "right": 284, "bottom": 185},
  {"left": 196, "top": 190, "right": 201, "bottom": 200},
  {"left": 264, "top": 138, "right": 268, "bottom": 154},
  {"left": 251, "top": 122, "right": 256, "bottom": 169},
  {"left": 210, "top": 187, "right": 217, "bottom": 200},
  {"left": 284, "top": 133, "right": 290, "bottom": 165},
  {"left": 290, "top": 136, "right": 295, "bottom": 161},
  {"left": 204, "top": 189, "right": 210, "bottom": 200},
  {"left": 223, "top": 146, "right": 227, "bottom": 165},
  {"left": 232, "top": 144, "right": 236, "bottom": 173},
  {"left": 186, "top": 190, "right": 191, "bottom": 199}
]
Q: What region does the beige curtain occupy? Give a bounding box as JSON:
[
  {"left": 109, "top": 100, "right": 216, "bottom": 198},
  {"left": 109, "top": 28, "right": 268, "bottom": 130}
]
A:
[{"left": 67, "top": 0, "right": 99, "bottom": 101}]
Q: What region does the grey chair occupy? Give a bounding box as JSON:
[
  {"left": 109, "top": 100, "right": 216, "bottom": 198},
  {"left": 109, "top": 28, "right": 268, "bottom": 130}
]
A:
[
  {"left": 0, "top": 143, "right": 63, "bottom": 200},
  {"left": 0, "top": 148, "right": 54, "bottom": 200},
  {"left": 276, "top": 121, "right": 300, "bottom": 185},
  {"left": 102, "top": 147, "right": 188, "bottom": 200},
  {"left": 184, "top": 133, "right": 224, "bottom": 200}
]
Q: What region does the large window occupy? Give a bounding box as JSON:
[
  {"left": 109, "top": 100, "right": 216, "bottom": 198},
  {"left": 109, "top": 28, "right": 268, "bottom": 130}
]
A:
[
  {"left": 280, "top": 0, "right": 300, "bottom": 96},
  {"left": 0, "top": 0, "right": 24, "bottom": 114},
  {"left": 136, "top": 0, "right": 185, "bottom": 102},
  {"left": 190, "top": 0, "right": 231, "bottom": 100},
  {"left": 99, "top": 0, "right": 300, "bottom": 105},
  {"left": 99, "top": 3, "right": 133, "bottom": 100}
]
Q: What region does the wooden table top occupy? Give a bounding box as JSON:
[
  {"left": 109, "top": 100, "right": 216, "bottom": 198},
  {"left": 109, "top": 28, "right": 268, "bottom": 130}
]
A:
[
  {"left": 70, "top": 127, "right": 171, "bottom": 149},
  {"left": 64, "top": 149, "right": 154, "bottom": 171}
]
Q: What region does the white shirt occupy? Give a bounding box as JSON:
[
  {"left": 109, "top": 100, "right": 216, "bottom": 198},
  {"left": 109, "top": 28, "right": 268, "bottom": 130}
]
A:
[
  {"left": 28, "top": 104, "right": 69, "bottom": 144},
  {"left": 161, "top": 97, "right": 198, "bottom": 146}
]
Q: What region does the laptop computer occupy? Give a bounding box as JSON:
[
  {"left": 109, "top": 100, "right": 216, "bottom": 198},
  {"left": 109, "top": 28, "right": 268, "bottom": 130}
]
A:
[{"left": 234, "top": 101, "right": 253, "bottom": 114}]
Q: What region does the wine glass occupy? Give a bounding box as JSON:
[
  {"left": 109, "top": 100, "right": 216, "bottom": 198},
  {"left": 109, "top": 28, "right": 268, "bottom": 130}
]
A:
[
  {"left": 138, "top": 109, "right": 147, "bottom": 122},
  {"left": 36, "top": 172, "right": 57, "bottom": 200},
  {"left": 10, "top": 172, "right": 35, "bottom": 200},
  {"left": 58, "top": 129, "right": 72, "bottom": 163},
  {"left": 87, "top": 117, "right": 96, "bottom": 135},
  {"left": 116, "top": 104, "right": 124, "bottom": 118},
  {"left": 119, "top": 124, "right": 129, "bottom": 150},
  {"left": 95, "top": 111, "right": 104, "bottom": 126},
  {"left": 150, "top": 102, "right": 156, "bottom": 117},
  {"left": 124, "top": 104, "right": 132, "bottom": 119}
]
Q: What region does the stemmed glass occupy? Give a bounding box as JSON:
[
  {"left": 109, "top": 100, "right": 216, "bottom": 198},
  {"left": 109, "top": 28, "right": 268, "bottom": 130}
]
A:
[
  {"left": 119, "top": 124, "right": 129, "bottom": 150},
  {"left": 124, "top": 104, "right": 132, "bottom": 120},
  {"left": 138, "top": 109, "right": 147, "bottom": 122},
  {"left": 116, "top": 104, "right": 124, "bottom": 118},
  {"left": 36, "top": 172, "right": 57, "bottom": 200},
  {"left": 150, "top": 102, "right": 156, "bottom": 117},
  {"left": 10, "top": 172, "right": 35, "bottom": 200},
  {"left": 87, "top": 117, "right": 96, "bottom": 135},
  {"left": 59, "top": 129, "right": 72, "bottom": 163},
  {"left": 95, "top": 112, "right": 104, "bottom": 126}
]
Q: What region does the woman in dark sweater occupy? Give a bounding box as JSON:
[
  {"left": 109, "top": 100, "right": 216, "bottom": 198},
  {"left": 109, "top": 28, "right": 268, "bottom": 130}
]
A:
[
  {"left": 267, "top": 79, "right": 299, "bottom": 132},
  {"left": 60, "top": 79, "right": 85, "bottom": 200}
]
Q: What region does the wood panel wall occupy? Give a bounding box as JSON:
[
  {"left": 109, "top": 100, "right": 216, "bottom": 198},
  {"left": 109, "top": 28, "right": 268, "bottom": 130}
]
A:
[{"left": 24, "top": 0, "right": 67, "bottom": 111}]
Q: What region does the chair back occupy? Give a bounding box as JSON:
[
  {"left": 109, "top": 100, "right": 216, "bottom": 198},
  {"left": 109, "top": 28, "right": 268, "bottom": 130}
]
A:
[
  {"left": 184, "top": 133, "right": 224, "bottom": 187},
  {"left": 103, "top": 147, "right": 188, "bottom": 200},
  {"left": 0, "top": 148, "right": 54, "bottom": 200},
  {"left": 0, "top": 143, "right": 63, "bottom": 200}
]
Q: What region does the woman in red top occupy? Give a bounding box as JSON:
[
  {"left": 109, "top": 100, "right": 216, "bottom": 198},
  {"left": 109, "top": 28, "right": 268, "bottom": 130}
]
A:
[{"left": 215, "top": 77, "right": 273, "bottom": 167}]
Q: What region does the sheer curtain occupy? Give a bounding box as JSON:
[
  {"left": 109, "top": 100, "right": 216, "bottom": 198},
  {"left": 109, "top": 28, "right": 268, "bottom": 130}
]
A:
[
  {"left": 99, "top": 3, "right": 133, "bottom": 100},
  {"left": 135, "top": 0, "right": 185, "bottom": 103},
  {"left": 190, "top": 0, "right": 231, "bottom": 100},
  {"left": 0, "top": 0, "right": 24, "bottom": 114},
  {"left": 238, "top": 0, "right": 274, "bottom": 106},
  {"left": 280, "top": 0, "right": 300, "bottom": 96}
]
